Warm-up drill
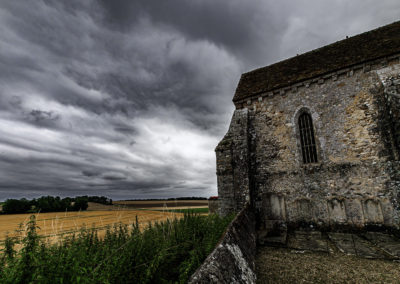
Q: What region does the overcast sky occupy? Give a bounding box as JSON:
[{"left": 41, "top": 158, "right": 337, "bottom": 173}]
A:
[{"left": 0, "top": 1, "right": 399, "bottom": 200}]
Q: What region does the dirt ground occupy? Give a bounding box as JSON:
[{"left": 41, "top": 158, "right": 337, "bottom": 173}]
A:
[{"left": 256, "top": 246, "right": 400, "bottom": 284}]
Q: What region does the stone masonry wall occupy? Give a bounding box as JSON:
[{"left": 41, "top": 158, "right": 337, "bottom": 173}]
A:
[
  {"left": 383, "top": 73, "right": 400, "bottom": 224},
  {"left": 216, "top": 109, "right": 250, "bottom": 216},
  {"left": 217, "top": 56, "right": 400, "bottom": 243},
  {"left": 189, "top": 204, "right": 256, "bottom": 284},
  {"left": 208, "top": 199, "right": 219, "bottom": 214},
  {"left": 384, "top": 74, "right": 400, "bottom": 160},
  {"left": 252, "top": 65, "right": 400, "bottom": 242}
]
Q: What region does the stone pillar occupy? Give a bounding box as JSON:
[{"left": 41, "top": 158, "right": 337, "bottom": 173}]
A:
[
  {"left": 383, "top": 76, "right": 400, "bottom": 226},
  {"left": 385, "top": 75, "right": 400, "bottom": 159}
]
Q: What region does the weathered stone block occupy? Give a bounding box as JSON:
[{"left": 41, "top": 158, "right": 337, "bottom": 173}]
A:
[
  {"left": 363, "top": 199, "right": 384, "bottom": 224},
  {"left": 328, "top": 198, "right": 347, "bottom": 224},
  {"left": 208, "top": 199, "right": 219, "bottom": 214},
  {"left": 296, "top": 199, "right": 313, "bottom": 222},
  {"left": 287, "top": 231, "right": 328, "bottom": 252},
  {"left": 380, "top": 198, "right": 396, "bottom": 226},
  {"left": 285, "top": 200, "right": 299, "bottom": 223},
  {"left": 264, "top": 193, "right": 286, "bottom": 220},
  {"left": 352, "top": 234, "right": 386, "bottom": 258},
  {"left": 328, "top": 232, "right": 356, "bottom": 255},
  {"left": 344, "top": 199, "right": 364, "bottom": 227},
  {"left": 312, "top": 199, "right": 329, "bottom": 224}
]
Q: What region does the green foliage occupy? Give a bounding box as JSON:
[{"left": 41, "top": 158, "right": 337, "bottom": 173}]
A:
[
  {"left": 84, "top": 195, "right": 112, "bottom": 205},
  {"left": 71, "top": 197, "right": 89, "bottom": 211},
  {"left": 2, "top": 198, "right": 31, "bottom": 214},
  {"left": 32, "top": 196, "right": 72, "bottom": 213},
  {"left": 0, "top": 195, "right": 111, "bottom": 214},
  {"left": 0, "top": 212, "right": 233, "bottom": 283}
]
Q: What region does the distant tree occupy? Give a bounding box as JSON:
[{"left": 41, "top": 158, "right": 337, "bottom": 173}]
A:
[
  {"left": 2, "top": 199, "right": 31, "bottom": 214},
  {"left": 1, "top": 195, "right": 93, "bottom": 214},
  {"left": 89, "top": 196, "right": 110, "bottom": 204},
  {"left": 31, "top": 196, "right": 73, "bottom": 212},
  {"left": 72, "top": 197, "right": 88, "bottom": 211},
  {"left": 33, "top": 196, "right": 61, "bottom": 212},
  {"left": 76, "top": 195, "right": 112, "bottom": 205},
  {"left": 168, "top": 197, "right": 207, "bottom": 200}
]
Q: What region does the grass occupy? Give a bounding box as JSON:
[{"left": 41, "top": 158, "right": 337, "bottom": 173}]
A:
[
  {"left": 256, "top": 246, "right": 400, "bottom": 283},
  {"left": 0, "top": 213, "right": 234, "bottom": 283}
]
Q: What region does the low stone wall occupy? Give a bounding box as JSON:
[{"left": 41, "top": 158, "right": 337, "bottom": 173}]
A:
[
  {"left": 189, "top": 204, "right": 257, "bottom": 284},
  {"left": 208, "top": 199, "right": 219, "bottom": 214}
]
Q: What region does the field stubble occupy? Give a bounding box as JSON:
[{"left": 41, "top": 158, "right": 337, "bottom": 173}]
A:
[{"left": 113, "top": 199, "right": 209, "bottom": 208}]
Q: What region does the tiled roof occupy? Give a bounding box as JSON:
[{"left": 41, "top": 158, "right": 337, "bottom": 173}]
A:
[{"left": 233, "top": 21, "right": 400, "bottom": 102}]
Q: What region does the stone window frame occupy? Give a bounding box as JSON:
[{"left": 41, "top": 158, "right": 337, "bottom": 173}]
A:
[
  {"left": 293, "top": 107, "right": 322, "bottom": 166},
  {"left": 298, "top": 112, "right": 318, "bottom": 164}
]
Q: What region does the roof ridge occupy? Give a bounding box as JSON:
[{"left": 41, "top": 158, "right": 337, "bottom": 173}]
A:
[{"left": 233, "top": 20, "right": 400, "bottom": 103}]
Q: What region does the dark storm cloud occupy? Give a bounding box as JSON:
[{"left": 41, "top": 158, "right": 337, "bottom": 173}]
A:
[
  {"left": 0, "top": 0, "right": 399, "bottom": 200},
  {"left": 99, "top": 0, "right": 286, "bottom": 66}
]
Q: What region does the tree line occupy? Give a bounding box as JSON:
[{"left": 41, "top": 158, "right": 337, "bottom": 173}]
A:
[{"left": 1, "top": 195, "right": 112, "bottom": 214}]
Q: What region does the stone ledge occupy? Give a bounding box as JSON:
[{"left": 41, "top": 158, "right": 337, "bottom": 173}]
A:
[
  {"left": 189, "top": 204, "right": 257, "bottom": 284},
  {"left": 276, "top": 230, "right": 400, "bottom": 259}
]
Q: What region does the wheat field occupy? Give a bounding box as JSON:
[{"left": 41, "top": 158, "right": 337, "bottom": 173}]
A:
[
  {"left": 113, "top": 200, "right": 209, "bottom": 208},
  {"left": 0, "top": 209, "right": 183, "bottom": 246}
]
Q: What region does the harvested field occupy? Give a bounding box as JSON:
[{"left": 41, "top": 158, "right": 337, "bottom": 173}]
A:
[
  {"left": 256, "top": 246, "right": 400, "bottom": 283},
  {"left": 86, "top": 202, "right": 127, "bottom": 211},
  {"left": 87, "top": 202, "right": 208, "bottom": 211},
  {"left": 113, "top": 200, "right": 208, "bottom": 208},
  {"left": 0, "top": 209, "right": 182, "bottom": 246},
  {"left": 0, "top": 200, "right": 209, "bottom": 249}
]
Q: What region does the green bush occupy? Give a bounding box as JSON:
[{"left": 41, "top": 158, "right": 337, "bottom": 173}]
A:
[{"left": 0, "top": 213, "right": 233, "bottom": 283}]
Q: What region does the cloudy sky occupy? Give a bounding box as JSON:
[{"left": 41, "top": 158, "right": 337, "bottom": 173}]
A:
[{"left": 0, "top": 1, "right": 399, "bottom": 200}]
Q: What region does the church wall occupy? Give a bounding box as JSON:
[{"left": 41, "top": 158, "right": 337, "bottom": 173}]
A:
[
  {"left": 216, "top": 109, "right": 250, "bottom": 215},
  {"left": 217, "top": 59, "right": 400, "bottom": 241},
  {"left": 251, "top": 67, "right": 399, "bottom": 240}
]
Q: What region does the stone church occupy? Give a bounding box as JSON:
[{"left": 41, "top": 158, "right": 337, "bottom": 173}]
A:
[{"left": 216, "top": 21, "right": 400, "bottom": 242}]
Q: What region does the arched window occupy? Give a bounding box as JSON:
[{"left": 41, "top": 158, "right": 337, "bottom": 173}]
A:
[{"left": 298, "top": 112, "right": 318, "bottom": 164}]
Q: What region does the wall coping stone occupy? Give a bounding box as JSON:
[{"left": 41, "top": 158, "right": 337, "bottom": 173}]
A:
[{"left": 189, "top": 203, "right": 257, "bottom": 284}]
